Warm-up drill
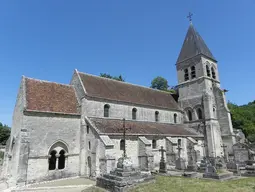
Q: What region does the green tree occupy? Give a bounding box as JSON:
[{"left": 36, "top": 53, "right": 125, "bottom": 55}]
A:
[
  {"left": 100, "top": 73, "right": 125, "bottom": 82},
  {"left": 113, "top": 75, "right": 124, "bottom": 82},
  {"left": 0, "top": 122, "right": 11, "bottom": 145},
  {"left": 151, "top": 76, "right": 169, "bottom": 91}
]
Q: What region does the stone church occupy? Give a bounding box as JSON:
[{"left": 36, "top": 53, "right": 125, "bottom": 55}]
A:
[{"left": 1, "top": 23, "right": 236, "bottom": 187}]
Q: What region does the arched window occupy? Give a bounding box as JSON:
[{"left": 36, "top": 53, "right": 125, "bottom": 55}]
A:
[
  {"left": 191, "top": 66, "right": 196, "bottom": 79},
  {"left": 152, "top": 139, "right": 157, "bottom": 149},
  {"left": 88, "top": 141, "right": 91, "bottom": 150},
  {"left": 187, "top": 110, "right": 192, "bottom": 121},
  {"left": 132, "top": 108, "right": 137, "bottom": 120},
  {"left": 48, "top": 141, "right": 68, "bottom": 171},
  {"left": 184, "top": 69, "right": 189, "bottom": 81},
  {"left": 104, "top": 104, "right": 110, "bottom": 117},
  {"left": 206, "top": 65, "right": 211, "bottom": 77},
  {"left": 120, "top": 139, "right": 125, "bottom": 150},
  {"left": 87, "top": 125, "right": 89, "bottom": 134},
  {"left": 197, "top": 108, "right": 203, "bottom": 120},
  {"left": 48, "top": 150, "right": 57, "bottom": 170},
  {"left": 178, "top": 139, "right": 181, "bottom": 146},
  {"left": 174, "top": 113, "right": 177, "bottom": 124},
  {"left": 155, "top": 111, "right": 159, "bottom": 122},
  {"left": 211, "top": 67, "right": 216, "bottom": 79},
  {"left": 58, "top": 150, "right": 66, "bottom": 170}
]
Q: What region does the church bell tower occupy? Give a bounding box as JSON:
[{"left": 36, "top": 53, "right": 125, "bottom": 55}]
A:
[{"left": 176, "top": 19, "right": 236, "bottom": 157}]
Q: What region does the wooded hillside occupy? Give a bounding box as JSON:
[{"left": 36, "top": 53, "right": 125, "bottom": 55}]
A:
[{"left": 228, "top": 100, "right": 255, "bottom": 142}]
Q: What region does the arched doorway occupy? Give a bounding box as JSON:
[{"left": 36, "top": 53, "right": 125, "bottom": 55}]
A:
[{"left": 87, "top": 156, "right": 92, "bottom": 177}]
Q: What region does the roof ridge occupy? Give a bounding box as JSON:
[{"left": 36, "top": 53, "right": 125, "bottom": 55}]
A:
[
  {"left": 89, "top": 116, "right": 183, "bottom": 126},
  {"left": 24, "top": 76, "right": 72, "bottom": 87},
  {"left": 77, "top": 70, "right": 175, "bottom": 96}
]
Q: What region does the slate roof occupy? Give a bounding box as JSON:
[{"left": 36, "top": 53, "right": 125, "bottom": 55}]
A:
[
  {"left": 78, "top": 71, "right": 181, "bottom": 111},
  {"left": 25, "top": 77, "right": 80, "bottom": 114},
  {"left": 177, "top": 23, "right": 216, "bottom": 63},
  {"left": 89, "top": 117, "right": 198, "bottom": 136}
]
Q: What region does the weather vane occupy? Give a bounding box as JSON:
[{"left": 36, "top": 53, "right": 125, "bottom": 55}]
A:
[{"left": 187, "top": 12, "right": 193, "bottom": 23}]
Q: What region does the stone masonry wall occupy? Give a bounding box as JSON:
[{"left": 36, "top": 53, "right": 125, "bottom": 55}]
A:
[
  {"left": 70, "top": 70, "right": 85, "bottom": 104},
  {"left": 24, "top": 114, "right": 80, "bottom": 184},
  {"left": 83, "top": 99, "right": 182, "bottom": 124},
  {"left": 2, "top": 77, "right": 25, "bottom": 186}
]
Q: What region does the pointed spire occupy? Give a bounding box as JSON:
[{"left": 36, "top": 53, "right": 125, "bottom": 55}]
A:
[{"left": 176, "top": 22, "right": 216, "bottom": 64}]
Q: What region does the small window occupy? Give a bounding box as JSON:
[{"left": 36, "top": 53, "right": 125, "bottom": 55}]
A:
[
  {"left": 132, "top": 108, "right": 137, "bottom": 120},
  {"left": 191, "top": 66, "right": 196, "bottom": 79},
  {"left": 213, "top": 107, "right": 216, "bottom": 117},
  {"left": 152, "top": 139, "right": 157, "bottom": 149},
  {"left": 155, "top": 111, "right": 159, "bottom": 122},
  {"left": 187, "top": 110, "right": 192, "bottom": 121},
  {"left": 197, "top": 108, "right": 203, "bottom": 120},
  {"left": 206, "top": 65, "right": 211, "bottom": 77},
  {"left": 48, "top": 150, "right": 57, "bottom": 170},
  {"left": 104, "top": 104, "right": 110, "bottom": 117},
  {"left": 120, "top": 139, "right": 125, "bottom": 150},
  {"left": 178, "top": 139, "right": 181, "bottom": 146},
  {"left": 184, "top": 69, "right": 189, "bottom": 81},
  {"left": 87, "top": 125, "right": 89, "bottom": 134},
  {"left": 211, "top": 67, "right": 216, "bottom": 79},
  {"left": 88, "top": 141, "right": 91, "bottom": 150},
  {"left": 58, "top": 150, "right": 66, "bottom": 170},
  {"left": 174, "top": 113, "right": 177, "bottom": 124}
]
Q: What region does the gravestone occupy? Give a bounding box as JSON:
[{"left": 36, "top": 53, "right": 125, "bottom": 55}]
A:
[
  {"left": 159, "top": 146, "right": 167, "bottom": 173},
  {"left": 202, "top": 157, "right": 234, "bottom": 180},
  {"left": 221, "top": 144, "right": 229, "bottom": 162},
  {"left": 186, "top": 144, "right": 197, "bottom": 171},
  {"left": 203, "top": 162, "right": 233, "bottom": 180},
  {"left": 227, "top": 159, "right": 240, "bottom": 174},
  {"left": 243, "top": 160, "right": 255, "bottom": 176},
  {"left": 138, "top": 137, "right": 154, "bottom": 172},
  {"left": 175, "top": 142, "right": 186, "bottom": 170},
  {"left": 165, "top": 137, "right": 177, "bottom": 170},
  {"left": 233, "top": 142, "right": 250, "bottom": 168},
  {"left": 215, "top": 156, "right": 227, "bottom": 171},
  {"left": 176, "top": 158, "right": 186, "bottom": 170}
]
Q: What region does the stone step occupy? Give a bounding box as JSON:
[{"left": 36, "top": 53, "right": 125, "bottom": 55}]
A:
[{"left": 11, "top": 184, "right": 93, "bottom": 192}]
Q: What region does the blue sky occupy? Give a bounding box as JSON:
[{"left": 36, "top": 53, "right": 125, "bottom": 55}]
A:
[{"left": 0, "top": 1, "right": 254, "bottom": 126}]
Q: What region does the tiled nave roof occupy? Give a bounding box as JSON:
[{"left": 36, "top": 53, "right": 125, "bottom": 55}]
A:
[
  {"left": 78, "top": 71, "right": 181, "bottom": 111},
  {"left": 25, "top": 77, "right": 79, "bottom": 114},
  {"left": 89, "top": 117, "right": 198, "bottom": 136}
]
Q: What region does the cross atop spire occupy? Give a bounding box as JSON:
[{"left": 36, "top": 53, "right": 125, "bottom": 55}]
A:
[{"left": 187, "top": 12, "right": 193, "bottom": 23}]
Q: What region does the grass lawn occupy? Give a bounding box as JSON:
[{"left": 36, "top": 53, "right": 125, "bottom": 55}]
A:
[{"left": 130, "top": 176, "right": 255, "bottom": 192}]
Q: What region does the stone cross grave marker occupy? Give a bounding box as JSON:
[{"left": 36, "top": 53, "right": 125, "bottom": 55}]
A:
[
  {"left": 118, "top": 118, "right": 131, "bottom": 158},
  {"left": 221, "top": 144, "right": 229, "bottom": 162},
  {"left": 188, "top": 144, "right": 195, "bottom": 164},
  {"left": 177, "top": 143, "right": 182, "bottom": 159},
  {"left": 175, "top": 141, "right": 186, "bottom": 170},
  {"left": 159, "top": 146, "right": 167, "bottom": 173}
]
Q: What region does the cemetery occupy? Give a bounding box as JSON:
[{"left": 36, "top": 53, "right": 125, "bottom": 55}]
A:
[
  {"left": 92, "top": 120, "right": 255, "bottom": 191},
  {"left": 0, "top": 1, "right": 254, "bottom": 191}
]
